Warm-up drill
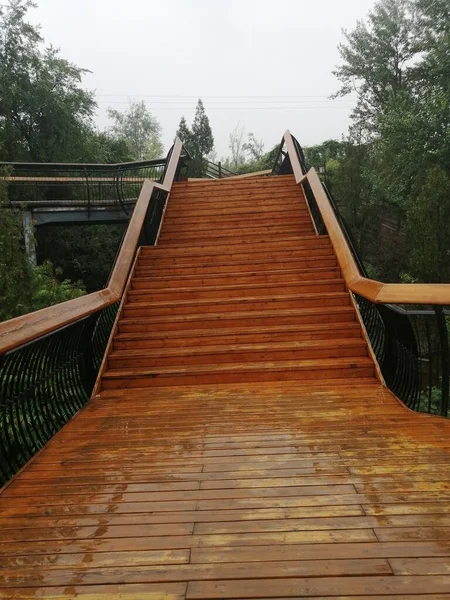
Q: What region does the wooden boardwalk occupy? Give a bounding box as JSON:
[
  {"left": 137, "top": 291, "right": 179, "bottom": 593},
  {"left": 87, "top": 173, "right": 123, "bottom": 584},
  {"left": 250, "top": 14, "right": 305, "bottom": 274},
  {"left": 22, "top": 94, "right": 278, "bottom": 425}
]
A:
[
  {"left": 2, "top": 174, "right": 450, "bottom": 598},
  {"left": 2, "top": 381, "right": 450, "bottom": 598}
]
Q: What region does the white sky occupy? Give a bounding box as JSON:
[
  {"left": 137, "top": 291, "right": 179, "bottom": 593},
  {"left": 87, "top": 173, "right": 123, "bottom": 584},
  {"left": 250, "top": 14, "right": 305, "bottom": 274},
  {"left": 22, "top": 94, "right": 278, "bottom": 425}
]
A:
[{"left": 29, "top": 0, "right": 377, "bottom": 158}]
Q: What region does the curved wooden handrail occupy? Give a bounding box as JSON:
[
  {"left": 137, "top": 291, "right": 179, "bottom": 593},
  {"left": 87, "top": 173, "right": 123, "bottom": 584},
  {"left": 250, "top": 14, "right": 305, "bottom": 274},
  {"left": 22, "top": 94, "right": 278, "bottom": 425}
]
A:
[
  {"left": 282, "top": 130, "right": 450, "bottom": 306},
  {"left": 0, "top": 139, "right": 184, "bottom": 355}
]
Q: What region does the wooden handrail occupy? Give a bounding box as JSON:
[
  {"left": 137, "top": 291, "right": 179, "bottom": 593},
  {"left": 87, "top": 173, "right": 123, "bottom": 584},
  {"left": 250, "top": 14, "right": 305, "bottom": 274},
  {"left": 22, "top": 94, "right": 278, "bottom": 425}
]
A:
[
  {"left": 283, "top": 130, "right": 305, "bottom": 182},
  {"left": 282, "top": 130, "right": 450, "bottom": 306},
  {"left": 0, "top": 139, "right": 184, "bottom": 355}
]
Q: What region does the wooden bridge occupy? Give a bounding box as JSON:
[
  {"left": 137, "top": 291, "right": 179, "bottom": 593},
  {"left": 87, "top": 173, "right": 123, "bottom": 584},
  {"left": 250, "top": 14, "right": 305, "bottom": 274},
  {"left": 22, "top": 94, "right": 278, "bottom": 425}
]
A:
[{"left": 1, "top": 133, "right": 450, "bottom": 598}]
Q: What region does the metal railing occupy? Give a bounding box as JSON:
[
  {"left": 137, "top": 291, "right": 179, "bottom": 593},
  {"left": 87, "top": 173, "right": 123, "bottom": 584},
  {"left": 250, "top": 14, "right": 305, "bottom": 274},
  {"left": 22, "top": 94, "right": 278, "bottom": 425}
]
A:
[
  {"left": 0, "top": 140, "right": 188, "bottom": 486},
  {"left": 279, "top": 132, "right": 450, "bottom": 417},
  {"left": 1, "top": 154, "right": 233, "bottom": 214},
  {"left": 1, "top": 158, "right": 168, "bottom": 212},
  {"left": 205, "top": 160, "right": 236, "bottom": 179}
]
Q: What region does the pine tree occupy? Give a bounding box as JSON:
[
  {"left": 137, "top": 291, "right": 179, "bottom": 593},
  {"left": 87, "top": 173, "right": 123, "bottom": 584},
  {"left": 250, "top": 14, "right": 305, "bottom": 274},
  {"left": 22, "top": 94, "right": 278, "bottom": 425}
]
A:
[
  {"left": 176, "top": 100, "right": 214, "bottom": 177},
  {"left": 176, "top": 116, "right": 192, "bottom": 146},
  {"left": 191, "top": 99, "right": 214, "bottom": 159}
]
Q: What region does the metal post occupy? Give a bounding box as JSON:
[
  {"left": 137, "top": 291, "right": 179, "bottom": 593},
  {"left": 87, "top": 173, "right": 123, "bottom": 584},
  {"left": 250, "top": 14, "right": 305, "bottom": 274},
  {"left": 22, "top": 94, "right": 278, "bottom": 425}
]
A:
[
  {"left": 435, "top": 306, "right": 449, "bottom": 416},
  {"left": 78, "top": 314, "right": 100, "bottom": 397}
]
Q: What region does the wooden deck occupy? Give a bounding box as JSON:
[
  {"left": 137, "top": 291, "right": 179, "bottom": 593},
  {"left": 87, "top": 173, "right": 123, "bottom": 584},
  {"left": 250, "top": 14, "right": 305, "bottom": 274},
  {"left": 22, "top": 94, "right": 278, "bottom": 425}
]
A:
[
  {"left": 2, "top": 174, "right": 450, "bottom": 598},
  {"left": 2, "top": 381, "right": 450, "bottom": 598}
]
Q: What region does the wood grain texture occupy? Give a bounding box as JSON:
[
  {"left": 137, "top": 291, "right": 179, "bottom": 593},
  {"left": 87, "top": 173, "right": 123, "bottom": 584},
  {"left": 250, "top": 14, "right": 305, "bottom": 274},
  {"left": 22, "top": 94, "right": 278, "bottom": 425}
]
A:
[{"left": 1, "top": 381, "right": 450, "bottom": 598}]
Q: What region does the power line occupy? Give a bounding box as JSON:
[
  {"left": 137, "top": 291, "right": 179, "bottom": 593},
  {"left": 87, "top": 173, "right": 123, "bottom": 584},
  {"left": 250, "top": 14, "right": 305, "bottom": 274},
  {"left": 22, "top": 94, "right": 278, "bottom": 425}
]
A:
[
  {"left": 96, "top": 100, "right": 353, "bottom": 105},
  {"left": 94, "top": 94, "right": 357, "bottom": 99},
  {"left": 96, "top": 105, "right": 355, "bottom": 111},
  {"left": 96, "top": 94, "right": 357, "bottom": 104}
]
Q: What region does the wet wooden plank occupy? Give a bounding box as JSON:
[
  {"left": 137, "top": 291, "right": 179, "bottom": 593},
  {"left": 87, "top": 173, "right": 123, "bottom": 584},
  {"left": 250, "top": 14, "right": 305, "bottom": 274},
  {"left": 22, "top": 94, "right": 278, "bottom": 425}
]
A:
[
  {"left": 0, "top": 559, "right": 392, "bottom": 587},
  {"left": 390, "top": 557, "right": 450, "bottom": 575},
  {"left": 191, "top": 541, "right": 450, "bottom": 563},
  {"left": 186, "top": 576, "right": 450, "bottom": 598},
  {"left": 0, "top": 529, "right": 378, "bottom": 557},
  {"left": 0, "top": 583, "right": 187, "bottom": 599},
  {"left": 0, "top": 505, "right": 364, "bottom": 530}
]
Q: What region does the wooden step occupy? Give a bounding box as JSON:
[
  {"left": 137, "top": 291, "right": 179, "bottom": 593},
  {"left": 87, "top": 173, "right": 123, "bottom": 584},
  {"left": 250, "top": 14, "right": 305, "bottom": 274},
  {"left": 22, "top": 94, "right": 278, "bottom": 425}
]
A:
[
  {"left": 172, "top": 175, "right": 296, "bottom": 189},
  {"left": 173, "top": 175, "right": 296, "bottom": 187},
  {"left": 172, "top": 178, "right": 296, "bottom": 190},
  {"left": 141, "top": 236, "right": 331, "bottom": 256},
  {"left": 167, "top": 190, "right": 305, "bottom": 202},
  {"left": 108, "top": 338, "right": 369, "bottom": 369},
  {"left": 173, "top": 177, "right": 297, "bottom": 188},
  {"left": 117, "top": 306, "right": 357, "bottom": 334},
  {"left": 100, "top": 174, "right": 375, "bottom": 393},
  {"left": 158, "top": 225, "right": 313, "bottom": 243},
  {"left": 113, "top": 322, "right": 363, "bottom": 351},
  {"left": 161, "top": 216, "right": 313, "bottom": 233},
  {"left": 127, "top": 280, "right": 346, "bottom": 302},
  {"left": 131, "top": 267, "right": 342, "bottom": 290},
  {"left": 135, "top": 256, "right": 338, "bottom": 277},
  {"left": 162, "top": 209, "right": 310, "bottom": 226},
  {"left": 101, "top": 357, "right": 375, "bottom": 389},
  {"left": 122, "top": 292, "right": 351, "bottom": 318},
  {"left": 157, "top": 231, "right": 316, "bottom": 248},
  {"left": 162, "top": 203, "right": 307, "bottom": 217},
  {"left": 138, "top": 247, "right": 335, "bottom": 268}
]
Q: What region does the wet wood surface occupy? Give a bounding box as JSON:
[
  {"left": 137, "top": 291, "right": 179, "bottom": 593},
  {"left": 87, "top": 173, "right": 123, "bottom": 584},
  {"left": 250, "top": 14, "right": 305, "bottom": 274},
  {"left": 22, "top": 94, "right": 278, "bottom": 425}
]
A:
[
  {"left": 1, "top": 381, "right": 450, "bottom": 598},
  {"left": 2, "top": 172, "right": 450, "bottom": 598}
]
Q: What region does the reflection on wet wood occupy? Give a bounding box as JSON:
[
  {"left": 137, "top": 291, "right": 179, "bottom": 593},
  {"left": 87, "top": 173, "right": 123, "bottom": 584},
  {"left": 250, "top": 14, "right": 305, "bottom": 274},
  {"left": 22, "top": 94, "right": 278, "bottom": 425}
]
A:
[{"left": 1, "top": 381, "right": 450, "bottom": 597}]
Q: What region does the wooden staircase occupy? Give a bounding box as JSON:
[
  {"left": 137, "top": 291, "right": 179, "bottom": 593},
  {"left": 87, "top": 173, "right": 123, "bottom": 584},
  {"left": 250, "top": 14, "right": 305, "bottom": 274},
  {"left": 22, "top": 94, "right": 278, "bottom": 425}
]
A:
[{"left": 100, "top": 174, "right": 376, "bottom": 390}]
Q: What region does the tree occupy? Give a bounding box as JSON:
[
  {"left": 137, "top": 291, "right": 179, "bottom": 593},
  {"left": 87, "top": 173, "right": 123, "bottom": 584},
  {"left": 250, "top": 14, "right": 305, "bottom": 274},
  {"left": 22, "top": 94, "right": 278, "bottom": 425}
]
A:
[
  {"left": 243, "top": 133, "right": 265, "bottom": 162},
  {"left": 107, "top": 100, "right": 163, "bottom": 160},
  {"left": 191, "top": 99, "right": 214, "bottom": 158},
  {"left": 333, "top": 0, "right": 416, "bottom": 134},
  {"left": 36, "top": 223, "right": 126, "bottom": 293},
  {"left": 227, "top": 125, "right": 246, "bottom": 171},
  {"left": 0, "top": 0, "right": 97, "bottom": 162},
  {"left": 0, "top": 179, "right": 85, "bottom": 322},
  {"left": 175, "top": 100, "right": 214, "bottom": 176},
  {"left": 0, "top": 178, "right": 34, "bottom": 319},
  {"left": 176, "top": 116, "right": 192, "bottom": 147},
  {"left": 414, "top": 0, "right": 450, "bottom": 91},
  {"left": 331, "top": 0, "right": 450, "bottom": 283},
  {"left": 405, "top": 168, "right": 450, "bottom": 283}
]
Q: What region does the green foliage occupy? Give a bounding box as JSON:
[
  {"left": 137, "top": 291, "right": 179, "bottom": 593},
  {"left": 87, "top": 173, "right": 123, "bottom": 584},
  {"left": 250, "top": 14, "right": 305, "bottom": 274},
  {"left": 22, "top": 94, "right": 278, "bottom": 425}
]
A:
[
  {"left": 0, "top": 180, "right": 85, "bottom": 322},
  {"left": 29, "top": 260, "right": 85, "bottom": 310},
  {"left": 0, "top": 178, "right": 34, "bottom": 319},
  {"left": 107, "top": 100, "right": 163, "bottom": 160},
  {"left": 331, "top": 0, "right": 450, "bottom": 284},
  {"left": 176, "top": 116, "right": 191, "bottom": 147},
  {"left": 176, "top": 100, "right": 214, "bottom": 177},
  {"left": 0, "top": 3, "right": 147, "bottom": 322},
  {"left": 0, "top": 0, "right": 96, "bottom": 162},
  {"left": 333, "top": 0, "right": 415, "bottom": 134},
  {"left": 419, "top": 386, "right": 444, "bottom": 415},
  {"left": 36, "top": 223, "right": 126, "bottom": 293},
  {"left": 405, "top": 168, "right": 450, "bottom": 282}
]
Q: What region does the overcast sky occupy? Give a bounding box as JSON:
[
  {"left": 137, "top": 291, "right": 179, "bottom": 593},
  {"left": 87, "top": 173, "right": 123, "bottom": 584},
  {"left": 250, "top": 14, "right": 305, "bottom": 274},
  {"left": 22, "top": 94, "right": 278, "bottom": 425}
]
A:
[{"left": 29, "top": 0, "right": 377, "bottom": 158}]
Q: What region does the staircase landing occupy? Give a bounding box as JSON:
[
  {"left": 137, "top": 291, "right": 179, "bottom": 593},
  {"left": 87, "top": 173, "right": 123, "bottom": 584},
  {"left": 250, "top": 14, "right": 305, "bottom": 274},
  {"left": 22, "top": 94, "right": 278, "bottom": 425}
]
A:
[{"left": 1, "top": 381, "right": 450, "bottom": 598}]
